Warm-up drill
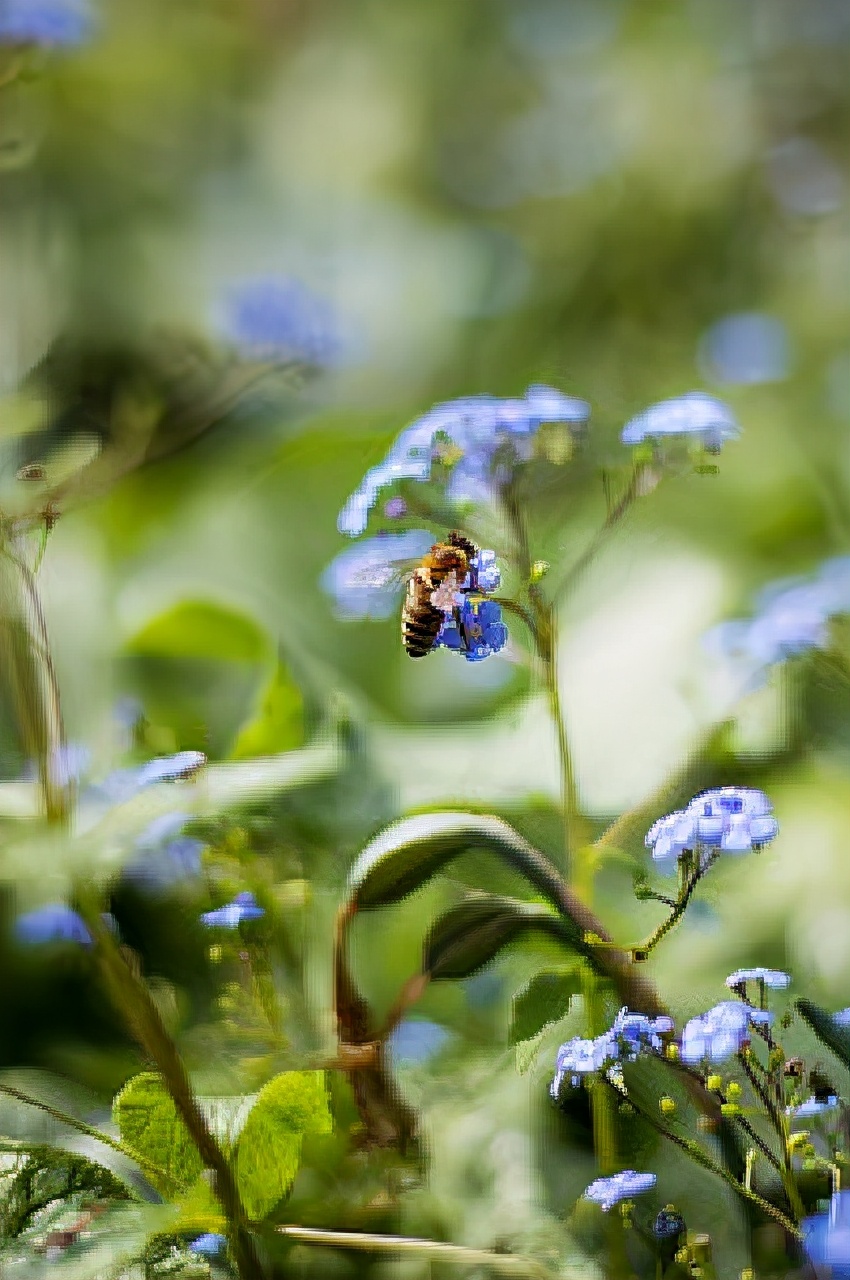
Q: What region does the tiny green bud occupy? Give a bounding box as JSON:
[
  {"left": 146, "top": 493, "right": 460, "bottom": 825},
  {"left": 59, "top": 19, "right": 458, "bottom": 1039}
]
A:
[
  {"left": 530, "top": 560, "right": 550, "bottom": 583},
  {"left": 666, "top": 1043, "right": 680, "bottom": 1062},
  {"left": 660, "top": 1096, "right": 676, "bottom": 1116},
  {"left": 726, "top": 1082, "right": 742, "bottom": 1100},
  {"left": 706, "top": 1074, "right": 722, "bottom": 1092},
  {"left": 721, "top": 1102, "right": 741, "bottom": 1117},
  {"left": 208, "top": 945, "right": 222, "bottom": 963}
]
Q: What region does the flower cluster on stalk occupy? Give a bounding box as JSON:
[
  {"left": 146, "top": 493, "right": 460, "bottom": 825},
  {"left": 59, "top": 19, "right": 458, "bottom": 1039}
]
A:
[
  {"left": 645, "top": 786, "right": 779, "bottom": 874},
  {"left": 551, "top": 1007, "right": 673, "bottom": 1096}
]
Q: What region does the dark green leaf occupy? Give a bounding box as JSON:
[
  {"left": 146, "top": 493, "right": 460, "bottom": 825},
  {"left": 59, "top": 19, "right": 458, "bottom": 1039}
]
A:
[
  {"left": 509, "top": 968, "right": 582, "bottom": 1045},
  {"left": 796, "top": 999, "right": 850, "bottom": 1070},
  {"left": 424, "top": 895, "right": 580, "bottom": 981}
]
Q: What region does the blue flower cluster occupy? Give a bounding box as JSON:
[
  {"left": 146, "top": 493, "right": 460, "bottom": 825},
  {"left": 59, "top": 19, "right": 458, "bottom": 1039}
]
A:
[
  {"left": 725, "top": 967, "right": 791, "bottom": 990},
  {"left": 680, "top": 1000, "right": 773, "bottom": 1065},
  {"left": 704, "top": 557, "right": 850, "bottom": 681},
  {"left": 645, "top": 786, "right": 779, "bottom": 874},
  {"left": 621, "top": 391, "right": 740, "bottom": 450},
  {"left": 201, "top": 891, "right": 264, "bottom": 929},
  {"left": 551, "top": 1007, "right": 673, "bottom": 1096},
  {"left": 435, "top": 596, "right": 507, "bottom": 662},
  {"left": 583, "top": 1170, "right": 657, "bottom": 1212},
  {"left": 337, "top": 385, "right": 590, "bottom": 537},
  {"left": 220, "top": 276, "right": 342, "bottom": 367},
  {"left": 0, "top": 0, "right": 93, "bottom": 46}
]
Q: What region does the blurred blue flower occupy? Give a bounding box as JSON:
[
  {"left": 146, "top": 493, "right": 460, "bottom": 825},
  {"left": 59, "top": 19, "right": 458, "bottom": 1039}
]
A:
[
  {"left": 436, "top": 596, "right": 508, "bottom": 663},
  {"left": 552, "top": 1007, "right": 671, "bottom": 1095},
  {"left": 835, "top": 1009, "right": 850, "bottom": 1026},
  {"left": 15, "top": 904, "right": 92, "bottom": 947},
  {"left": 803, "top": 1191, "right": 850, "bottom": 1273},
  {"left": 189, "top": 1232, "right": 226, "bottom": 1257},
  {"left": 725, "top": 967, "right": 791, "bottom": 990},
  {"left": 97, "top": 750, "right": 207, "bottom": 804},
  {"left": 337, "top": 385, "right": 590, "bottom": 537},
  {"left": 201, "top": 891, "right": 264, "bottom": 929},
  {"left": 583, "top": 1170, "right": 656, "bottom": 1212},
  {"left": 768, "top": 136, "right": 845, "bottom": 219},
  {"left": 699, "top": 313, "right": 791, "bottom": 386},
  {"left": 704, "top": 558, "right": 850, "bottom": 684},
  {"left": 621, "top": 391, "right": 740, "bottom": 450},
  {"left": 388, "top": 1018, "right": 452, "bottom": 1066},
  {"left": 0, "top": 0, "right": 93, "bottom": 45},
  {"left": 789, "top": 1094, "right": 840, "bottom": 1119},
  {"left": 124, "top": 812, "right": 204, "bottom": 893},
  {"left": 383, "top": 497, "right": 408, "bottom": 519},
  {"left": 320, "top": 530, "right": 434, "bottom": 620},
  {"left": 645, "top": 786, "right": 778, "bottom": 873},
  {"left": 220, "top": 276, "right": 342, "bottom": 366},
  {"left": 680, "top": 1001, "right": 773, "bottom": 1065}
]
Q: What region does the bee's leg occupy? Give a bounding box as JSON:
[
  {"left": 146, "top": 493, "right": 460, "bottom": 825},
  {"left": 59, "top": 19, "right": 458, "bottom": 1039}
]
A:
[{"left": 454, "top": 604, "right": 470, "bottom": 654}]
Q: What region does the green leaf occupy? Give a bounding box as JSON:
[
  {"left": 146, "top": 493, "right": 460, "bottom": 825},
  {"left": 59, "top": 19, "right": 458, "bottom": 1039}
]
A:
[
  {"left": 127, "top": 600, "right": 270, "bottom": 663},
  {"left": 424, "top": 895, "right": 580, "bottom": 981},
  {"left": 348, "top": 812, "right": 573, "bottom": 919},
  {"left": 113, "top": 1073, "right": 203, "bottom": 1196},
  {"left": 230, "top": 661, "right": 304, "bottom": 758},
  {"left": 796, "top": 998, "right": 850, "bottom": 1070},
  {"left": 510, "top": 968, "right": 582, "bottom": 1045},
  {"left": 234, "top": 1070, "right": 332, "bottom": 1220}
]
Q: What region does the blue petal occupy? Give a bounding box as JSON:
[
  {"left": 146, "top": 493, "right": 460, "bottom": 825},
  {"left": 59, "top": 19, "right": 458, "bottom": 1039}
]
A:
[{"left": 15, "top": 904, "right": 92, "bottom": 947}]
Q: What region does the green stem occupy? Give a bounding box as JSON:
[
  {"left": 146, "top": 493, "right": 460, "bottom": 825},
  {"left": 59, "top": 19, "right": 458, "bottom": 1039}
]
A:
[
  {"left": 550, "top": 463, "right": 647, "bottom": 603},
  {"left": 267, "top": 1224, "right": 552, "bottom": 1276},
  {"left": 629, "top": 854, "right": 715, "bottom": 960}
]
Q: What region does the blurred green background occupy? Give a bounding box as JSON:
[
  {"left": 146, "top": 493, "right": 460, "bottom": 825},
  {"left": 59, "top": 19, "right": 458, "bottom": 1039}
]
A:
[{"left": 3, "top": 0, "right": 850, "bottom": 1274}]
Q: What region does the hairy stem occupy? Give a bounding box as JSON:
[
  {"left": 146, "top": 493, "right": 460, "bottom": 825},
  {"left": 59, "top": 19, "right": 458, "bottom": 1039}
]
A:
[{"left": 268, "top": 1224, "right": 552, "bottom": 1276}]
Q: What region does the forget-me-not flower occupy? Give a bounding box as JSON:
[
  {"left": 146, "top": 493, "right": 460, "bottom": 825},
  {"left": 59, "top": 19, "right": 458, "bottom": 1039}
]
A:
[
  {"left": 337, "top": 385, "right": 590, "bottom": 537},
  {"left": 699, "top": 313, "right": 791, "bottom": 386},
  {"left": 803, "top": 1191, "right": 850, "bottom": 1273},
  {"left": 436, "top": 596, "right": 508, "bottom": 662},
  {"left": 788, "top": 1094, "right": 840, "bottom": 1120},
  {"left": 201, "top": 891, "right": 264, "bottom": 929},
  {"left": 15, "top": 904, "right": 92, "bottom": 946},
  {"left": 583, "top": 1171, "right": 657, "bottom": 1212},
  {"left": 621, "top": 391, "right": 739, "bottom": 451},
  {"left": 646, "top": 786, "right": 778, "bottom": 874},
  {"left": 552, "top": 1007, "right": 672, "bottom": 1096},
  {"left": 189, "top": 1233, "right": 226, "bottom": 1257},
  {"left": 219, "top": 276, "right": 341, "bottom": 367},
  {"left": 725, "top": 967, "right": 791, "bottom": 990},
  {"left": 680, "top": 1001, "right": 773, "bottom": 1065},
  {"left": 0, "top": 0, "right": 93, "bottom": 46}
]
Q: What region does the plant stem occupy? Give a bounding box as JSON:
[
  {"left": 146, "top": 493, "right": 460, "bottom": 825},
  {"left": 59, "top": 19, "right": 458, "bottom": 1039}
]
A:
[
  {"left": 550, "top": 463, "right": 648, "bottom": 603},
  {"left": 629, "top": 854, "right": 716, "bottom": 960},
  {"left": 268, "top": 1224, "right": 552, "bottom": 1276}
]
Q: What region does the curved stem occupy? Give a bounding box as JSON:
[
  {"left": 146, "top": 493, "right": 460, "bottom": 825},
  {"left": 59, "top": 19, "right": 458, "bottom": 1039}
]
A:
[{"left": 550, "top": 464, "right": 647, "bottom": 603}]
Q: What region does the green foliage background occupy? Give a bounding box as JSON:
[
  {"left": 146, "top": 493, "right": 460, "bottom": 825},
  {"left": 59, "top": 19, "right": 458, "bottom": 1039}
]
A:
[{"left": 2, "top": 0, "right": 850, "bottom": 1275}]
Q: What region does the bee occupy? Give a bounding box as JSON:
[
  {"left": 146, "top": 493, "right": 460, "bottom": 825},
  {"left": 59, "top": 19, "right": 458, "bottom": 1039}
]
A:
[{"left": 401, "top": 531, "right": 478, "bottom": 658}]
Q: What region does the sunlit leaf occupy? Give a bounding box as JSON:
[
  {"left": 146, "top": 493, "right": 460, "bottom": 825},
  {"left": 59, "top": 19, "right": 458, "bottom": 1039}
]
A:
[
  {"left": 127, "top": 600, "right": 270, "bottom": 663},
  {"left": 230, "top": 660, "right": 304, "bottom": 758},
  {"left": 234, "top": 1070, "right": 332, "bottom": 1220},
  {"left": 113, "top": 1072, "right": 203, "bottom": 1196},
  {"left": 509, "top": 968, "right": 582, "bottom": 1046}
]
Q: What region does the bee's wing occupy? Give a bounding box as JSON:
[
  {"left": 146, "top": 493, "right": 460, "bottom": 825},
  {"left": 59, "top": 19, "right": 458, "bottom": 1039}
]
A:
[{"left": 345, "top": 555, "right": 422, "bottom": 593}]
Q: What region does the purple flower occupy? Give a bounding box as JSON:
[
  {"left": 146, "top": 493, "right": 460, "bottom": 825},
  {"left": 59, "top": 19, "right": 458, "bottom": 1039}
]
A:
[
  {"left": 320, "top": 529, "right": 434, "bottom": 620},
  {"left": 201, "top": 891, "right": 264, "bottom": 929},
  {"left": 189, "top": 1233, "right": 226, "bottom": 1257},
  {"left": 337, "top": 385, "right": 590, "bottom": 537},
  {"left": 124, "top": 813, "right": 204, "bottom": 892},
  {"left": 680, "top": 1001, "right": 773, "bottom": 1065},
  {"left": 15, "top": 904, "right": 92, "bottom": 946},
  {"left": 0, "top": 0, "right": 93, "bottom": 46},
  {"left": 621, "top": 391, "right": 740, "bottom": 450},
  {"left": 584, "top": 1170, "right": 656, "bottom": 1211},
  {"left": 725, "top": 968, "right": 791, "bottom": 990},
  {"left": 219, "top": 276, "right": 341, "bottom": 366},
  {"left": 384, "top": 497, "right": 408, "bottom": 519},
  {"left": 803, "top": 1191, "right": 850, "bottom": 1272}
]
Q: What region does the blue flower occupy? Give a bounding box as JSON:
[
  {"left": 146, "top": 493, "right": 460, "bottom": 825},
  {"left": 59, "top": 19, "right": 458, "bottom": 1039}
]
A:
[
  {"left": 320, "top": 530, "right": 435, "bottom": 620},
  {"left": 97, "top": 751, "right": 207, "bottom": 804},
  {"left": 583, "top": 1170, "right": 656, "bottom": 1212},
  {"left": 621, "top": 391, "right": 740, "bottom": 450},
  {"left": 698, "top": 312, "right": 791, "bottom": 386},
  {"left": 123, "top": 813, "right": 204, "bottom": 893},
  {"left": 789, "top": 1094, "right": 840, "bottom": 1119},
  {"left": 835, "top": 1009, "right": 850, "bottom": 1027},
  {"left": 803, "top": 1191, "right": 850, "bottom": 1273},
  {"left": 551, "top": 1008, "right": 671, "bottom": 1096},
  {"left": 337, "top": 385, "right": 590, "bottom": 537},
  {"left": 0, "top": 0, "right": 93, "bottom": 45},
  {"left": 15, "top": 904, "right": 92, "bottom": 946},
  {"left": 388, "top": 1018, "right": 452, "bottom": 1066},
  {"left": 219, "top": 276, "right": 341, "bottom": 366},
  {"left": 680, "top": 1001, "right": 773, "bottom": 1065},
  {"left": 645, "top": 787, "right": 778, "bottom": 873},
  {"left": 201, "top": 891, "right": 264, "bottom": 929},
  {"left": 436, "top": 596, "right": 508, "bottom": 662},
  {"left": 189, "top": 1233, "right": 227, "bottom": 1257},
  {"left": 725, "top": 968, "right": 791, "bottom": 990}
]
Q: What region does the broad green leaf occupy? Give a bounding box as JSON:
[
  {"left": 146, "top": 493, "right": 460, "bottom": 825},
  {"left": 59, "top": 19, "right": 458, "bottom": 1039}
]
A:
[
  {"left": 348, "top": 813, "right": 572, "bottom": 917},
  {"left": 235, "top": 1070, "right": 332, "bottom": 1220},
  {"left": 510, "top": 968, "right": 582, "bottom": 1045},
  {"left": 230, "top": 661, "right": 304, "bottom": 758},
  {"left": 424, "top": 895, "right": 580, "bottom": 981},
  {"left": 173, "top": 1174, "right": 226, "bottom": 1236},
  {"left": 127, "top": 600, "right": 270, "bottom": 663},
  {"left": 113, "top": 1073, "right": 203, "bottom": 1196},
  {"left": 796, "top": 999, "right": 850, "bottom": 1070}
]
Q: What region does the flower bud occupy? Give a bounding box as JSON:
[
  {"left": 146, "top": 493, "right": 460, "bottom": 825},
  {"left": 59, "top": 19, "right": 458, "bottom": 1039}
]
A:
[
  {"left": 660, "top": 1096, "right": 676, "bottom": 1116},
  {"left": 726, "top": 1082, "right": 742, "bottom": 1100},
  {"left": 706, "top": 1074, "right": 722, "bottom": 1092}
]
